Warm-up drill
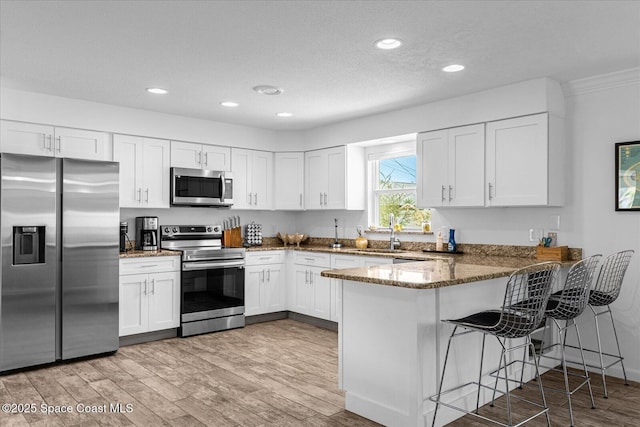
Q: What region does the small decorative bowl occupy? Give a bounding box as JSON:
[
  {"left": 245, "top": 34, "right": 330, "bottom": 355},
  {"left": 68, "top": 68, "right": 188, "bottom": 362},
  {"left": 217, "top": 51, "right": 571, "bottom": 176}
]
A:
[{"left": 292, "top": 233, "right": 308, "bottom": 247}]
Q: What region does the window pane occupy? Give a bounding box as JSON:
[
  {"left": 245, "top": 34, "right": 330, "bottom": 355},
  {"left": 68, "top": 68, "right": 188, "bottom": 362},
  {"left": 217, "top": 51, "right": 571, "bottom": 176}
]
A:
[
  {"left": 378, "top": 156, "right": 416, "bottom": 189},
  {"left": 377, "top": 192, "right": 430, "bottom": 228}
]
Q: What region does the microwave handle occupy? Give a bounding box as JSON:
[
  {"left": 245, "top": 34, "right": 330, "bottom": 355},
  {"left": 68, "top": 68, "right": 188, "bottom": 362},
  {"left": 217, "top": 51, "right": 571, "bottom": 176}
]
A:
[{"left": 220, "top": 172, "right": 226, "bottom": 201}]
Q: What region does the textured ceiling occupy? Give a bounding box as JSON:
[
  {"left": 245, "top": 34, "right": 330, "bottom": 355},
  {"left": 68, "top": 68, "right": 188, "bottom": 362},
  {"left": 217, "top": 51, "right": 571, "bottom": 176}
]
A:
[{"left": 1, "top": 0, "right": 639, "bottom": 131}]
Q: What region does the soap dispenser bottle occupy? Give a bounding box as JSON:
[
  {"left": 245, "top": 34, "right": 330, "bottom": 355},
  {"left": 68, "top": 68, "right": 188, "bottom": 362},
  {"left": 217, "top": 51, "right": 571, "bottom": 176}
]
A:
[
  {"left": 448, "top": 229, "right": 457, "bottom": 252},
  {"left": 435, "top": 231, "right": 444, "bottom": 251}
]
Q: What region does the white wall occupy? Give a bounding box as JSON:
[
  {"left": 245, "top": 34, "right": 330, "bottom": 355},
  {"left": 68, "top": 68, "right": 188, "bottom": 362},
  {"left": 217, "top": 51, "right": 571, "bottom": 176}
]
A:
[{"left": 566, "top": 70, "right": 640, "bottom": 381}]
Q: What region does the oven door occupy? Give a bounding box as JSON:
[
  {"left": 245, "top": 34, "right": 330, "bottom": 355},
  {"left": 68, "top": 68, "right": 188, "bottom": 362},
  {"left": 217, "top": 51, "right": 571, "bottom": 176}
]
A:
[
  {"left": 171, "top": 168, "right": 233, "bottom": 207},
  {"left": 180, "top": 259, "right": 245, "bottom": 322}
]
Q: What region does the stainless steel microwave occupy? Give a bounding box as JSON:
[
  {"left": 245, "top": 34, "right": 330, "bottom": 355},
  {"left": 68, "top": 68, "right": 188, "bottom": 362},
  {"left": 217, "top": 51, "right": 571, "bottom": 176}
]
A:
[{"left": 170, "top": 168, "right": 233, "bottom": 207}]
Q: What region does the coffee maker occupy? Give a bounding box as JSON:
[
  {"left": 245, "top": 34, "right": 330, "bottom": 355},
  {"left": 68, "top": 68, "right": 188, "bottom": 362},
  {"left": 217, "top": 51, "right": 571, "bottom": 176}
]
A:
[{"left": 135, "top": 216, "right": 159, "bottom": 251}]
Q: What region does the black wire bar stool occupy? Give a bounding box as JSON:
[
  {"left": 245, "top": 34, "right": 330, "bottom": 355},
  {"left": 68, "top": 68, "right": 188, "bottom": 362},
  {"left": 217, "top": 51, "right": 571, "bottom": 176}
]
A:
[
  {"left": 563, "top": 250, "right": 634, "bottom": 398},
  {"left": 429, "top": 262, "right": 560, "bottom": 427},
  {"left": 521, "top": 254, "right": 601, "bottom": 427}
]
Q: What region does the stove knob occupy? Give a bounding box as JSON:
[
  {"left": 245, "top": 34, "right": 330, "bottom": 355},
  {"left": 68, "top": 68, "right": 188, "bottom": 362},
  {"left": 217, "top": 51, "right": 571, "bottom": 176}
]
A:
[
  {"left": 164, "top": 227, "right": 171, "bottom": 234},
  {"left": 172, "top": 227, "right": 178, "bottom": 233},
  {"left": 213, "top": 226, "right": 220, "bottom": 232},
  {"left": 207, "top": 226, "right": 213, "bottom": 232}
]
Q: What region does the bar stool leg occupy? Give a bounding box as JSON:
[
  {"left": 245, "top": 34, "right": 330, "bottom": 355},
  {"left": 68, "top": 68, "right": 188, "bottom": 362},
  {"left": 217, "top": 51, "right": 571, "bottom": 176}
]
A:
[
  {"left": 432, "top": 325, "right": 457, "bottom": 427},
  {"left": 608, "top": 308, "right": 629, "bottom": 386},
  {"left": 490, "top": 341, "right": 504, "bottom": 407},
  {"left": 591, "top": 305, "right": 609, "bottom": 398},
  {"left": 556, "top": 319, "right": 575, "bottom": 426},
  {"left": 529, "top": 335, "right": 551, "bottom": 427},
  {"left": 574, "top": 319, "right": 596, "bottom": 409},
  {"left": 502, "top": 343, "right": 513, "bottom": 427},
  {"left": 475, "top": 333, "right": 486, "bottom": 414}
]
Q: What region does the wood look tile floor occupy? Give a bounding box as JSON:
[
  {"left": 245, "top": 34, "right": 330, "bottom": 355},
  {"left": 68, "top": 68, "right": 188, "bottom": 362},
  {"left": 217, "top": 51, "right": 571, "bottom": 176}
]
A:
[{"left": 0, "top": 319, "right": 637, "bottom": 426}]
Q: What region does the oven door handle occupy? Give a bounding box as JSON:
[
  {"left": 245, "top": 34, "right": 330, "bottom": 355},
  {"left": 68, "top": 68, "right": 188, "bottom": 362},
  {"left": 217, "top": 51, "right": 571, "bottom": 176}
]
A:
[{"left": 182, "top": 260, "right": 245, "bottom": 271}]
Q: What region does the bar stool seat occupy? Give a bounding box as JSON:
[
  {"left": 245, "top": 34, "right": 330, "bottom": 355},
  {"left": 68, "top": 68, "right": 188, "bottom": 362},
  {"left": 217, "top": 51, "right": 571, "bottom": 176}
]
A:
[{"left": 429, "top": 261, "right": 561, "bottom": 427}]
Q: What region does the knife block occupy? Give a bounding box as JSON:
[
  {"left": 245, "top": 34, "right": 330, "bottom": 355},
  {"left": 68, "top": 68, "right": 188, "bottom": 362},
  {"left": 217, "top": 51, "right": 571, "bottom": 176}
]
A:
[
  {"left": 223, "top": 227, "right": 243, "bottom": 248},
  {"left": 535, "top": 245, "right": 569, "bottom": 261}
]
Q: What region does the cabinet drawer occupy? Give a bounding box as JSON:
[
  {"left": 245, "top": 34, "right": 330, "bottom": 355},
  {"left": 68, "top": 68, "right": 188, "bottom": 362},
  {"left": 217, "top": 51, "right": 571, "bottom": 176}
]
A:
[
  {"left": 246, "top": 250, "right": 284, "bottom": 266},
  {"left": 294, "top": 252, "right": 331, "bottom": 268},
  {"left": 120, "top": 256, "right": 180, "bottom": 275}
]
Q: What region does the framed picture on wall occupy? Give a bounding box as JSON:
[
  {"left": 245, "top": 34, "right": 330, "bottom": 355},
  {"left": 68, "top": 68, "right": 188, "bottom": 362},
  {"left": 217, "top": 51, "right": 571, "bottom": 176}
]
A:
[{"left": 615, "top": 141, "right": 640, "bottom": 211}]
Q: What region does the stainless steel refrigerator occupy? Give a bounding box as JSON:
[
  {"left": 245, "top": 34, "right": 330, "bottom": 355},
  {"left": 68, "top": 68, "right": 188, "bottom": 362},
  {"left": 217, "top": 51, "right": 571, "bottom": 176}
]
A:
[{"left": 1, "top": 153, "right": 119, "bottom": 372}]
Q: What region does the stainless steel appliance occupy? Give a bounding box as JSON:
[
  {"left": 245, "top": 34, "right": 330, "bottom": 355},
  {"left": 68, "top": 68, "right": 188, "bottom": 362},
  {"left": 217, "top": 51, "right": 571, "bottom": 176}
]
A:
[
  {"left": 0, "top": 153, "right": 119, "bottom": 372},
  {"left": 135, "top": 216, "right": 158, "bottom": 251},
  {"left": 160, "top": 225, "right": 245, "bottom": 337},
  {"left": 170, "top": 168, "right": 233, "bottom": 207}
]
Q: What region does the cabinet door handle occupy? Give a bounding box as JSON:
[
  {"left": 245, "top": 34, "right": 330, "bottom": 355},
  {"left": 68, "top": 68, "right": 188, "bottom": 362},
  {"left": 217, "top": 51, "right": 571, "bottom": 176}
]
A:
[
  {"left": 448, "top": 185, "right": 453, "bottom": 202},
  {"left": 151, "top": 278, "right": 155, "bottom": 294},
  {"left": 488, "top": 182, "right": 494, "bottom": 200},
  {"left": 248, "top": 192, "right": 253, "bottom": 205},
  {"left": 137, "top": 188, "right": 142, "bottom": 202},
  {"left": 320, "top": 192, "right": 323, "bottom": 206},
  {"left": 254, "top": 193, "right": 258, "bottom": 205},
  {"left": 143, "top": 279, "right": 148, "bottom": 295},
  {"left": 145, "top": 188, "right": 149, "bottom": 202},
  {"left": 55, "top": 136, "right": 61, "bottom": 153},
  {"left": 204, "top": 152, "right": 208, "bottom": 167},
  {"left": 309, "top": 271, "right": 313, "bottom": 285},
  {"left": 305, "top": 270, "right": 309, "bottom": 284},
  {"left": 45, "top": 135, "right": 53, "bottom": 152},
  {"left": 261, "top": 270, "right": 265, "bottom": 283},
  {"left": 300, "top": 194, "right": 303, "bottom": 207},
  {"left": 267, "top": 269, "right": 271, "bottom": 282},
  {"left": 324, "top": 193, "right": 327, "bottom": 205},
  {"left": 441, "top": 185, "right": 446, "bottom": 202},
  {"left": 197, "top": 151, "right": 202, "bottom": 165}
]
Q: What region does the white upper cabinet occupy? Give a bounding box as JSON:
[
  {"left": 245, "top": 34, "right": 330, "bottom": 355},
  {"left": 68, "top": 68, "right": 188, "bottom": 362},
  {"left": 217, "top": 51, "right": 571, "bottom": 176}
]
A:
[
  {"left": 485, "top": 113, "right": 564, "bottom": 206},
  {"left": 114, "top": 134, "right": 170, "bottom": 208},
  {"left": 231, "top": 148, "right": 273, "bottom": 210},
  {"left": 417, "top": 124, "right": 485, "bottom": 208},
  {"left": 304, "top": 146, "right": 365, "bottom": 210},
  {"left": 171, "top": 140, "right": 230, "bottom": 171},
  {"left": 274, "top": 152, "right": 304, "bottom": 210},
  {"left": 1, "top": 120, "right": 111, "bottom": 161}
]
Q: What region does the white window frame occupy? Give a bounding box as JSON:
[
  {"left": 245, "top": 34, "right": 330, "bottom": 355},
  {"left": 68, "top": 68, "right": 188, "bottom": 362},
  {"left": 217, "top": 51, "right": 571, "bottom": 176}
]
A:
[{"left": 367, "top": 141, "right": 421, "bottom": 229}]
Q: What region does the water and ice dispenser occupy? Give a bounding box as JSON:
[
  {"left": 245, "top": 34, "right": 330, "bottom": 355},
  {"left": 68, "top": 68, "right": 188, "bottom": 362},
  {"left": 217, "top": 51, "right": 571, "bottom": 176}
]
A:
[{"left": 13, "top": 226, "right": 45, "bottom": 265}]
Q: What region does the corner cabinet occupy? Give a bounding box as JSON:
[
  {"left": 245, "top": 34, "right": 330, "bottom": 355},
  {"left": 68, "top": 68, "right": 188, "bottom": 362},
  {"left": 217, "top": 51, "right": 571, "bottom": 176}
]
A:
[
  {"left": 417, "top": 124, "right": 485, "bottom": 208},
  {"left": 485, "top": 113, "right": 564, "bottom": 206},
  {"left": 290, "top": 252, "right": 332, "bottom": 320},
  {"left": 1, "top": 120, "right": 111, "bottom": 161},
  {"left": 119, "top": 256, "right": 181, "bottom": 337},
  {"left": 245, "top": 251, "right": 286, "bottom": 316},
  {"left": 170, "top": 140, "right": 231, "bottom": 171},
  {"left": 274, "top": 152, "right": 305, "bottom": 210},
  {"left": 231, "top": 148, "right": 273, "bottom": 210},
  {"left": 304, "top": 146, "right": 365, "bottom": 210},
  {"left": 113, "top": 134, "right": 171, "bottom": 208}
]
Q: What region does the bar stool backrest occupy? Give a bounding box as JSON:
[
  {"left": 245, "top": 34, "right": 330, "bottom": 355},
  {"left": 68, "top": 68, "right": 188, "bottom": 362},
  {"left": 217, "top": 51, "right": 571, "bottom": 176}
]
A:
[
  {"left": 547, "top": 254, "right": 602, "bottom": 320},
  {"left": 590, "top": 250, "right": 634, "bottom": 307},
  {"left": 499, "top": 262, "right": 560, "bottom": 338}
]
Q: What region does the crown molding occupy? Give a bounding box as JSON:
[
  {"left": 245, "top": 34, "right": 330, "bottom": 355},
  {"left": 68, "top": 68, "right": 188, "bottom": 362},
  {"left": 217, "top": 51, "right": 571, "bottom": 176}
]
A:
[{"left": 564, "top": 68, "right": 640, "bottom": 96}]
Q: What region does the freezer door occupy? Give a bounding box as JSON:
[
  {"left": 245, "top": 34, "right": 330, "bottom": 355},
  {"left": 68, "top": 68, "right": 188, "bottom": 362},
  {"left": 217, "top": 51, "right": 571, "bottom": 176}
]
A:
[
  {"left": 62, "top": 158, "right": 119, "bottom": 359},
  {"left": 1, "top": 154, "right": 57, "bottom": 371}
]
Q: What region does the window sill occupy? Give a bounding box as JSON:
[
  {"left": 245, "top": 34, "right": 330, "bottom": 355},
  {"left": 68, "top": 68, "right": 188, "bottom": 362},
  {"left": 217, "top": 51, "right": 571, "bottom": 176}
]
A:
[{"left": 365, "top": 228, "right": 434, "bottom": 236}]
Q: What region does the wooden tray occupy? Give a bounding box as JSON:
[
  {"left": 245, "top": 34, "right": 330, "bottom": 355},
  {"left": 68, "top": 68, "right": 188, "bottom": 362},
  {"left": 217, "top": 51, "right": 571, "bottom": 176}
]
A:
[{"left": 536, "top": 245, "right": 568, "bottom": 261}]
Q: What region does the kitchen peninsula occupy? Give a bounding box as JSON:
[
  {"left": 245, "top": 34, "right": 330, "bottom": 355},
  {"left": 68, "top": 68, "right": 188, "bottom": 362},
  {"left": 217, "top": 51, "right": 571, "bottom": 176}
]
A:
[{"left": 321, "top": 254, "right": 574, "bottom": 427}]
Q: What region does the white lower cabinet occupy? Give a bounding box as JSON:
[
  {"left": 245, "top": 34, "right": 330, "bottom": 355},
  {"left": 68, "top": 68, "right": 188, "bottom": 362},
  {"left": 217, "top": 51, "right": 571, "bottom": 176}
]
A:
[
  {"left": 290, "top": 252, "right": 332, "bottom": 320},
  {"left": 119, "top": 257, "right": 180, "bottom": 336},
  {"left": 245, "top": 251, "right": 285, "bottom": 316},
  {"left": 329, "top": 255, "right": 392, "bottom": 322}
]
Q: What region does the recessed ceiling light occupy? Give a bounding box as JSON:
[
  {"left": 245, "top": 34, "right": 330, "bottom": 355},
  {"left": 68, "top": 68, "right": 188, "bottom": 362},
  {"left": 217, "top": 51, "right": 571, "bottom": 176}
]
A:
[
  {"left": 442, "top": 64, "right": 465, "bottom": 73},
  {"left": 375, "top": 38, "right": 403, "bottom": 50},
  {"left": 146, "top": 87, "right": 168, "bottom": 94},
  {"left": 253, "top": 85, "right": 283, "bottom": 95},
  {"left": 276, "top": 112, "right": 293, "bottom": 118},
  {"left": 220, "top": 101, "right": 239, "bottom": 107}
]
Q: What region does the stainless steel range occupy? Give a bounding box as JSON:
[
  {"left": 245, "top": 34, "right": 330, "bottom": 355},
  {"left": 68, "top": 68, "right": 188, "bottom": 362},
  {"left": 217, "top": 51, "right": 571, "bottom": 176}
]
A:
[{"left": 160, "top": 225, "right": 245, "bottom": 337}]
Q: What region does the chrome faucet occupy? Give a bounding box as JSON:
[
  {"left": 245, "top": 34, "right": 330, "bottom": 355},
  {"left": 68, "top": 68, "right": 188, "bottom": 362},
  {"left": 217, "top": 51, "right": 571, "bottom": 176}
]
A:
[{"left": 389, "top": 213, "right": 400, "bottom": 250}]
